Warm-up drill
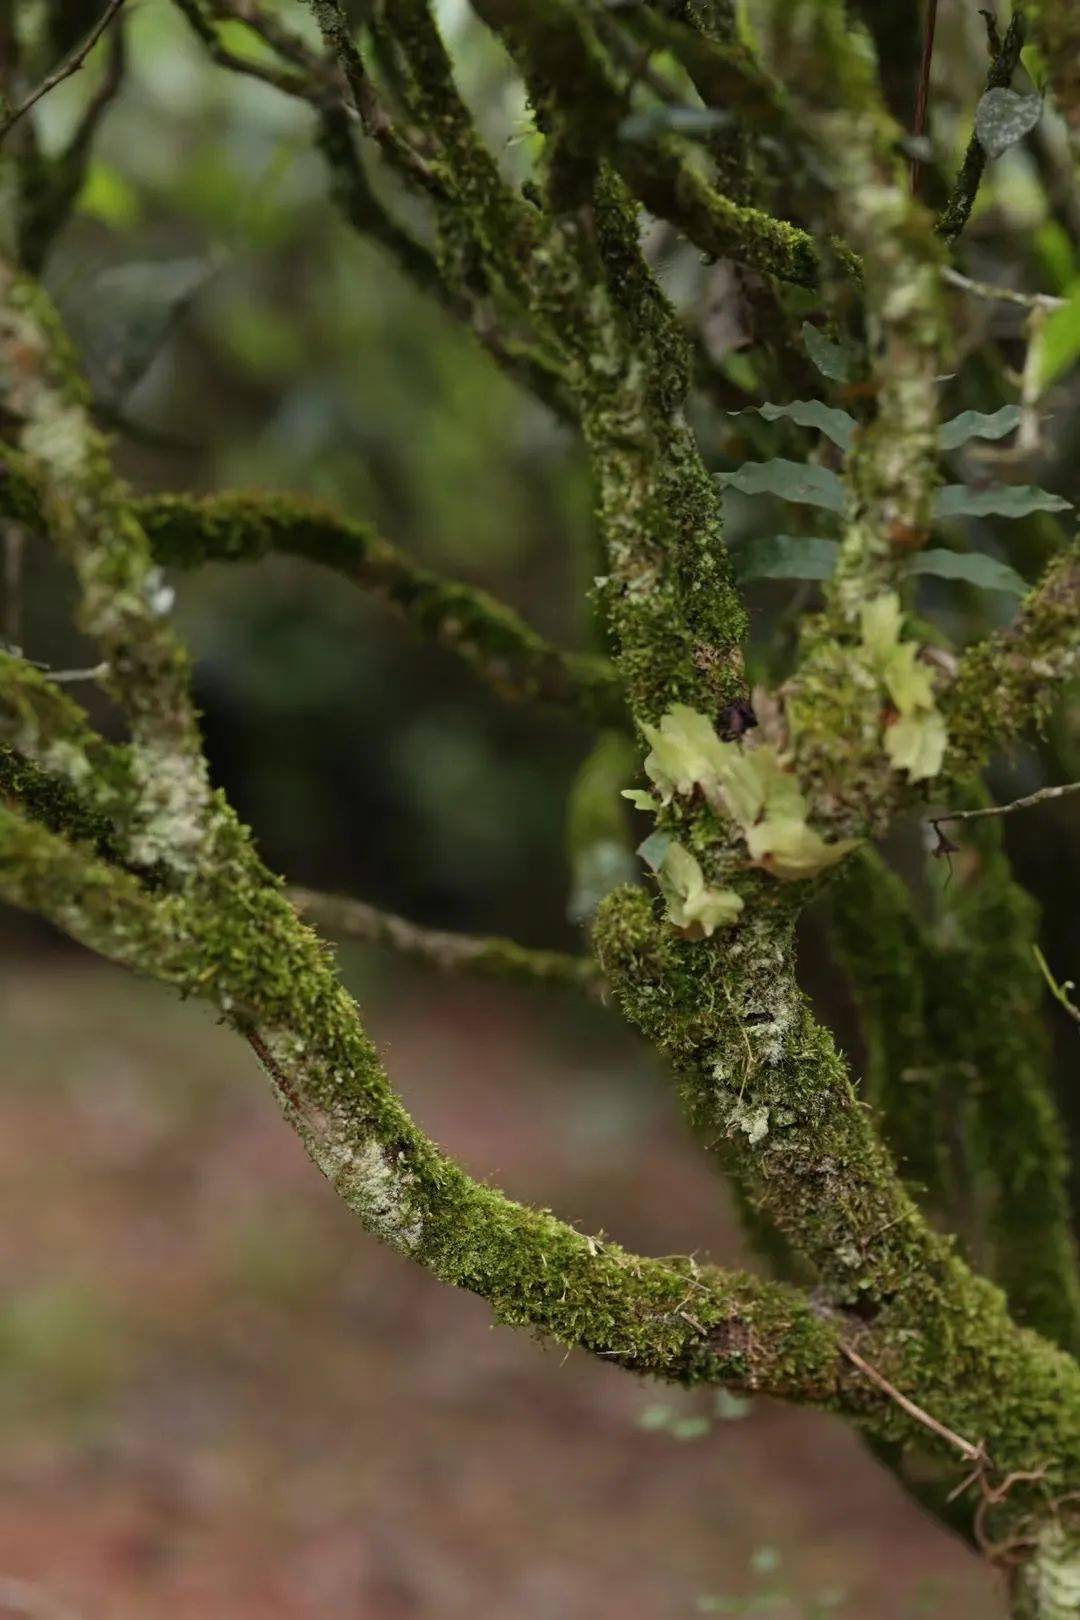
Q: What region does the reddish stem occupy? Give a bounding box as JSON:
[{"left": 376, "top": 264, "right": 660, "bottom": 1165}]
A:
[{"left": 911, "top": 0, "right": 939, "bottom": 196}]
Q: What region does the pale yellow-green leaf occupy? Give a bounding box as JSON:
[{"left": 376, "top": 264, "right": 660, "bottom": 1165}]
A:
[
  {"left": 884, "top": 711, "right": 947, "bottom": 782},
  {"left": 641, "top": 704, "right": 729, "bottom": 803},
  {"left": 745, "top": 817, "right": 858, "bottom": 881},
  {"left": 622, "top": 788, "right": 657, "bottom": 811},
  {"left": 860, "top": 592, "right": 903, "bottom": 667},
  {"left": 657, "top": 842, "right": 744, "bottom": 935},
  {"left": 711, "top": 741, "right": 806, "bottom": 829},
  {"left": 881, "top": 641, "right": 935, "bottom": 716}
]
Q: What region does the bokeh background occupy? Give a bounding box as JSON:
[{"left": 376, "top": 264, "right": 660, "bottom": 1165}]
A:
[{"left": 2, "top": 2, "right": 1078, "bottom": 1615}]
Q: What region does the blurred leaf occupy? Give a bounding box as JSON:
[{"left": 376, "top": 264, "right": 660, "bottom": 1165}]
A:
[
  {"left": 1033, "top": 221, "right": 1077, "bottom": 292},
  {"left": 974, "top": 88, "right": 1042, "bottom": 160},
  {"left": 735, "top": 535, "right": 839, "bottom": 581},
  {"left": 1035, "top": 286, "right": 1080, "bottom": 391},
  {"left": 730, "top": 399, "right": 856, "bottom": 451},
  {"left": 935, "top": 483, "right": 1071, "bottom": 518},
  {"left": 619, "top": 105, "right": 733, "bottom": 141},
  {"left": 714, "top": 1389, "right": 751, "bottom": 1421},
  {"left": 76, "top": 161, "right": 140, "bottom": 229},
  {"left": 938, "top": 405, "right": 1021, "bottom": 452},
  {"left": 638, "top": 1403, "right": 675, "bottom": 1431},
  {"left": 670, "top": 1415, "right": 712, "bottom": 1441},
  {"left": 802, "top": 321, "right": 856, "bottom": 382},
  {"left": 907, "top": 548, "right": 1027, "bottom": 595},
  {"left": 719, "top": 459, "right": 845, "bottom": 512},
  {"left": 61, "top": 255, "right": 217, "bottom": 404}
]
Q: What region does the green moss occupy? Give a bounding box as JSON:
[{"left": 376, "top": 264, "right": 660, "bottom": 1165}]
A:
[{"left": 0, "top": 745, "right": 126, "bottom": 866}]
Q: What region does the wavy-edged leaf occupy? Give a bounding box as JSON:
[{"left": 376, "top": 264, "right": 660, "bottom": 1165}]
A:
[
  {"left": 802, "top": 321, "right": 856, "bottom": 382},
  {"left": 730, "top": 400, "right": 856, "bottom": 451},
  {"left": 906, "top": 548, "right": 1028, "bottom": 596},
  {"left": 734, "top": 535, "right": 839, "bottom": 582},
  {"left": 935, "top": 483, "right": 1072, "bottom": 519},
  {"left": 718, "top": 459, "right": 846, "bottom": 513},
  {"left": 746, "top": 817, "right": 858, "bottom": 881},
  {"left": 656, "top": 843, "right": 744, "bottom": 936},
  {"left": 974, "top": 88, "right": 1042, "bottom": 161},
  {"left": 938, "top": 405, "right": 1022, "bottom": 452}
]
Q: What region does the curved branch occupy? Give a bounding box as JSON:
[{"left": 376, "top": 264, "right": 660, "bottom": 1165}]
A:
[
  {"left": 289, "top": 885, "right": 605, "bottom": 997},
  {"left": 131, "top": 491, "right": 624, "bottom": 725},
  {"left": 467, "top": 0, "right": 839, "bottom": 288},
  {"left": 0, "top": 798, "right": 841, "bottom": 1402}
]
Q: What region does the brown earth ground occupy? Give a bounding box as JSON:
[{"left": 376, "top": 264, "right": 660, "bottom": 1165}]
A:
[{"left": 0, "top": 938, "right": 1004, "bottom": 1620}]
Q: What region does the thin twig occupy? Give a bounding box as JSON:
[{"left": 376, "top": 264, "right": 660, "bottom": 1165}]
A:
[
  {"left": 911, "top": 0, "right": 939, "bottom": 196},
  {"left": 942, "top": 266, "right": 1067, "bottom": 312},
  {"left": 0, "top": 0, "right": 126, "bottom": 142},
  {"left": 931, "top": 780, "right": 1080, "bottom": 834},
  {"left": 1033, "top": 945, "right": 1080, "bottom": 1029},
  {"left": 289, "top": 886, "right": 606, "bottom": 999},
  {"left": 840, "top": 1340, "right": 985, "bottom": 1463}
]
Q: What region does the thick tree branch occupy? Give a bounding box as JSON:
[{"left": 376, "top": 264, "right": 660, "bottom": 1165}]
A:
[
  {"left": 0, "top": 798, "right": 842, "bottom": 1401},
  {"left": 0, "top": 264, "right": 211, "bottom": 873},
  {"left": 946, "top": 542, "right": 1080, "bottom": 772},
  {"left": 831, "top": 834, "right": 1080, "bottom": 1356}
]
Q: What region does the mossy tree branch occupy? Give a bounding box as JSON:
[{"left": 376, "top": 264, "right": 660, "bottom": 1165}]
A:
[
  {"left": 289, "top": 885, "right": 605, "bottom": 998},
  {"left": 4, "top": 6, "right": 1080, "bottom": 1609},
  {"left": 831, "top": 836, "right": 1080, "bottom": 1357},
  {"left": 133, "top": 491, "right": 625, "bottom": 725}
]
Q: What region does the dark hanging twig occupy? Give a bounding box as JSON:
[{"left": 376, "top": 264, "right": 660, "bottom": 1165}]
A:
[
  {"left": 0, "top": 0, "right": 126, "bottom": 143},
  {"left": 910, "top": 0, "right": 939, "bottom": 196}
]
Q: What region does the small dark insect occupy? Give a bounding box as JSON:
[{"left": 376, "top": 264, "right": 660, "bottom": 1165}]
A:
[{"left": 719, "top": 698, "right": 758, "bottom": 741}]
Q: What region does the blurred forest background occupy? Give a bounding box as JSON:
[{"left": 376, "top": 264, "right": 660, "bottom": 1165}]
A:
[{"left": 1, "top": 1, "right": 1078, "bottom": 1615}]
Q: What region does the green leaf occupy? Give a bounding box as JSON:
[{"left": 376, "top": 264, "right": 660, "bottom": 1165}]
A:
[
  {"left": 745, "top": 816, "right": 858, "bottom": 881},
  {"left": 1036, "top": 286, "right": 1080, "bottom": 391},
  {"left": 860, "top": 593, "right": 904, "bottom": 666},
  {"left": 734, "top": 535, "right": 839, "bottom": 582},
  {"left": 938, "top": 405, "right": 1022, "bottom": 452},
  {"left": 718, "top": 459, "right": 845, "bottom": 513},
  {"left": 935, "top": 483, "right": 1072, "bottom": 518},
  {"left": 729, "top": 399, "right": 856, "bottom": 451},
  {"left": 906, "top": 548, "right": 1028, "bottom": 596},
  {"left": 637, "top": 829, "right": 673, "bottom": 871},
  {"left": 622, "top": 788, "right": 657, "bottom": 811},
  {"left": 880, "top": 641, "right": 936, "bottom": 716},
  {"left": 77, "top": 161, "right": 140, "bottom": 229},
  {"left": 802, "top": 321, "right": 856, "bottom": 382},
  {"left": 885, "top": 710, "right": 948, "bottom": 782},
  {"left": 656, "top": 843, "right": 744, "bottom": 936},
  {"left": 974, "top": 88, "right": 1043, "bottom": 161},
  {"left": 670, "top": 1416, "right": 712, "bottom": 1441},
  {"left": 641, "top": 705, "right": 731, "bottom": 805}
]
